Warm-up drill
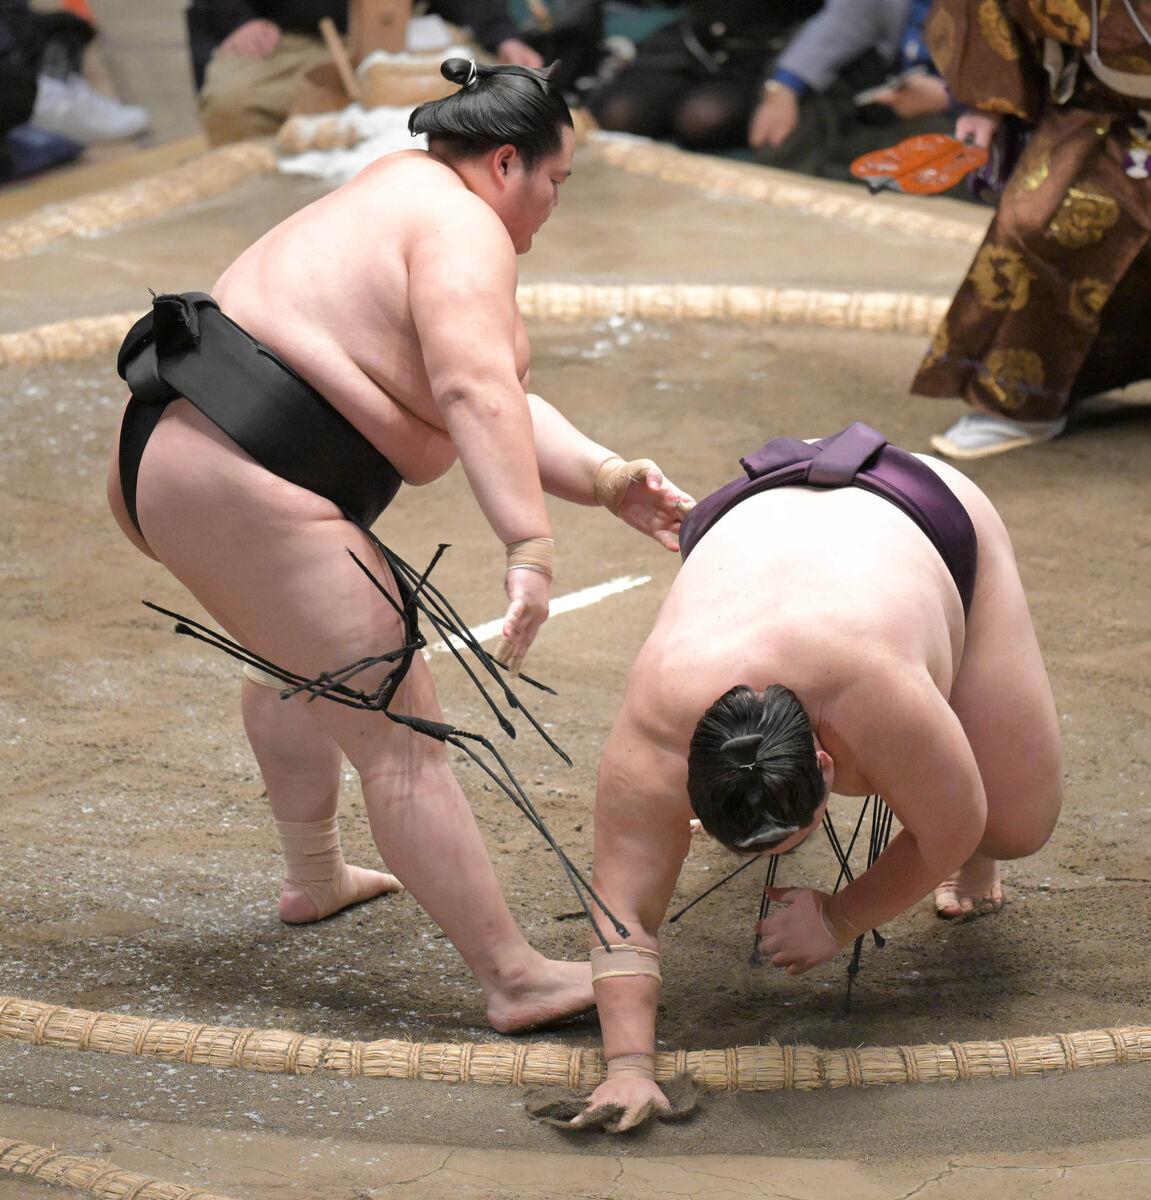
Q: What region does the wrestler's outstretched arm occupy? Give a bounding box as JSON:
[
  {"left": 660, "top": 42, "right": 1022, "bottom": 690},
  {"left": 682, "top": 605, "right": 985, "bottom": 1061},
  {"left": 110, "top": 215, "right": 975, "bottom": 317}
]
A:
[
  {"left": 756, "top": 669, "right": 988, "bottom": 974},
  {"left": 525, "top": 392, "right": 694, "bottom": 551},
  {"left": 409, "top": 198, "right": 554, "bottom": 669},
  {"left": 571, "top": 699, "right": 693, "bottom": 1132}
]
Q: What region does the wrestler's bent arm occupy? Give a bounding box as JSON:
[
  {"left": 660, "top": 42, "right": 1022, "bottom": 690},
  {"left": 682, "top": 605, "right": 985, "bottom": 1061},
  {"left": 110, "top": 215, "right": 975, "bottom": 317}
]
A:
[
  {"left": 409, "top": 215, "right": 550, "bottom": 545},
  {"left": 523, "top": 391, "right": 615, "bottom": 502},
  {"left": 408, "top": 202, "right": 553, "bottom": 662},
  {"left": 525, "top": 393, "right": 693, "bottom": 550},
  {"left": 759, "top": 672, "right": 987, "bottom": 974}
]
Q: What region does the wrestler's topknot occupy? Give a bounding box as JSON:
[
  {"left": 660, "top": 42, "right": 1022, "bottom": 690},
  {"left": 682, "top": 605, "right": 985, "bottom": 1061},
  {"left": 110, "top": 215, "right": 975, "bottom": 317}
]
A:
[
  {"left": 687, "top": 684, "right": 825, "bottom": 852},
  {"left": 409, "top": 58, "right": 572, "bottom": 169}
]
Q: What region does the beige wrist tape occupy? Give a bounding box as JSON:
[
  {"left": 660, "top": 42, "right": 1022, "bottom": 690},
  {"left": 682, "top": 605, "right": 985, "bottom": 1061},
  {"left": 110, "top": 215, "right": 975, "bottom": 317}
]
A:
[
  {"left": 818, "top": 892, "right": 864, "bottom": 946},
  {"left": 606, "top": 1052, "right": 656, "bottom": 1082},
  {"left": 593, "top": 455, "right": 657, "bottom": 514},
  {"left": 590, "top": 943, "right": 662, "bottom": 983},
  {"left": 505, "top": 536, "right": 554, "bottom": 578}
]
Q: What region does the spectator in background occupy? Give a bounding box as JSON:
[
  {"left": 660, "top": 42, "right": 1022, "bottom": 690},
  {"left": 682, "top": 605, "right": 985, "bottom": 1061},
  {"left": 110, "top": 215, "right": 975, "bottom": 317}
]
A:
[
  {"left": 0, "top": 0, "right": 148, "bottom": 181},
  {"left": 750, "top": 0, "right": 955, "bottom": 182},
  {"left": 913, "top": 0, "right": 1151, "bottom": 458},
  {"left": 188, "top": 0, "right": 544, "bottom": 145},
  {"left": 585, "top": 1, "right": 822, "bottom": 153}
]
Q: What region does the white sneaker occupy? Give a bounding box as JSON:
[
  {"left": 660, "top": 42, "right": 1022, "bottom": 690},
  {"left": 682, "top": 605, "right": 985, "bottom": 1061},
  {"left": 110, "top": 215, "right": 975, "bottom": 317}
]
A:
[
  {"left": 930, "top": 412, "right": 1068, "bottom": 459},
  {"left": 31, "top": 73, "right": 150, "bottom": 143}
]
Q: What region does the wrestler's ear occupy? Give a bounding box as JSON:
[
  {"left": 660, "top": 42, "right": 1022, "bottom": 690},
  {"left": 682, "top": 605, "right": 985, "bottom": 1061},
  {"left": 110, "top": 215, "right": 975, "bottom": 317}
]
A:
[
  {"left": 814, "top": 750, "right": 834, "bottom": 795},
  {"left": 493, "top": 143, "right": 517, "bottom": 181}
]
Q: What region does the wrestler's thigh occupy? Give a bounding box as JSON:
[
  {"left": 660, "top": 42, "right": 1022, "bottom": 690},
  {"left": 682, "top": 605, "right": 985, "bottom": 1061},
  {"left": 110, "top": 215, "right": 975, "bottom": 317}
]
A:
[
  {"left": 135, "top": 407, "right": 440, "bottom": 765},
  {"left": 931, "top": 464, "right": 1063, "bottom": 858}
]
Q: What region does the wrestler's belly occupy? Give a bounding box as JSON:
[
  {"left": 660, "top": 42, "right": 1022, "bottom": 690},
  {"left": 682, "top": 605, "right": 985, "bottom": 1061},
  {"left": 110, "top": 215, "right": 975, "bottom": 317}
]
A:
[
  {"left": 332, "top": 393, "right": 457, "bottom": 485},
  {"left": 256, "top": 351, "right": 457, "bottom": 486},
  {"left": 213, "top": 297, "right": 458, "bottom": 486}
]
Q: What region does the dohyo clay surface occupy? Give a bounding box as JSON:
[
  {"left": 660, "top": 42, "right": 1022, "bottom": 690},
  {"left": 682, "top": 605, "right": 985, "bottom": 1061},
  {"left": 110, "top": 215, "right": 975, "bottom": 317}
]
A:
[{"left": 0, "top": 18, "right": 1148, "bottom": 1196}]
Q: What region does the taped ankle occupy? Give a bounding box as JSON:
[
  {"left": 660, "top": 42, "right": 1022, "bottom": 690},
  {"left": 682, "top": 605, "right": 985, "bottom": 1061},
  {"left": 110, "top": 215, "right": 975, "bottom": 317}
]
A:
[{"left": 274, "top": 815, "right": 352, "bottom": 919}]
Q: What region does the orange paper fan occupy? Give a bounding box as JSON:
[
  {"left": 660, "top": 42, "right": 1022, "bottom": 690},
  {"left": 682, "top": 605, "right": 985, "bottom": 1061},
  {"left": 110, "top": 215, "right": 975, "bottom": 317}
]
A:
[{"left": 850, "top": 134, "right": 988, "bottom": 195}]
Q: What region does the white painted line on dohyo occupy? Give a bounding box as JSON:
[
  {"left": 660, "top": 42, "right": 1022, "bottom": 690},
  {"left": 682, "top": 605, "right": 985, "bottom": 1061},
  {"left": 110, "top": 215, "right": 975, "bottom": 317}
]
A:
[{"left": 426, "top": 575, "right": 652, "bottom": 654}]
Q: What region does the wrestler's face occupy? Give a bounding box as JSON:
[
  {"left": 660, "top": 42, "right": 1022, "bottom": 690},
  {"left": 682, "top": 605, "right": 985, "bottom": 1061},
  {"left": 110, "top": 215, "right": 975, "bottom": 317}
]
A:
[{"left": 498, "top": 125, "right": 575, "bottom": 253}]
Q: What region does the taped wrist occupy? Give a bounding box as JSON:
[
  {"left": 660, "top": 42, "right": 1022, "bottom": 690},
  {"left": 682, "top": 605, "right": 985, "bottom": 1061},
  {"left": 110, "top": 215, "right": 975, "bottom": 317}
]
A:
[
  {"left": 590, "top": 943, "right": 662, "bottom": 983},
  {"left": 817, "top": 892, "right": 863, "bottom": 946},
  {"left": 593, "top": 455, "right": 657, "bottom": 514},
  {"left": 505, "top": 536, "right": 553, "bottom": 578},
  {"left": 606, "top": 1052, "right": 656, "bottom": 1082}
]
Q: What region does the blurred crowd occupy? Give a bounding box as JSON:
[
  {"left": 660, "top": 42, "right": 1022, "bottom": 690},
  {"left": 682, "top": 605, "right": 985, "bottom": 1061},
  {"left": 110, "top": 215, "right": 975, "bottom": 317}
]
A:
[
  {"left": 0, "top": 0, "right": 148, "bottom": 181},
  {"left": 185, "top": 1, "right": 963, "bottom": 176},
  {"left": 2, "top": 0, "right": 1149, "bottom": 457},
  {"left": 0, "top": 2, "right": 963, "bottom": 182}
]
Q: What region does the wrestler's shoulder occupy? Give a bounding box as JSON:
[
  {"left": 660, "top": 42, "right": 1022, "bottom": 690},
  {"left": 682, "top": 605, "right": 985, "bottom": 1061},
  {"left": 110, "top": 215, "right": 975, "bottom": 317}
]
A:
[{"left": 358, "top": 151, "right": 494, "bottom": 215}]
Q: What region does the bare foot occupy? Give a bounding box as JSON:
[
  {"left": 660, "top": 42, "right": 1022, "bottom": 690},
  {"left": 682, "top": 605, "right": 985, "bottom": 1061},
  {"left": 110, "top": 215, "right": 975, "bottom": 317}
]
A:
[
  {"left": 934, "top": 852, "right": 1004, "bottom": 922},
  {"left": 279, "top": 864, "right": 403, "bottom": 924},
  {"left": 485, "top": 958, "right": 595, "bottom": 1035}
]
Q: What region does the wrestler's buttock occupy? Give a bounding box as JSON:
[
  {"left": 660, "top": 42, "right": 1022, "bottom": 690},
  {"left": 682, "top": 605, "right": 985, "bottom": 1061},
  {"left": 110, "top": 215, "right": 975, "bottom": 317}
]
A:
[
  {"left": 138, "top": 401, "right": 343, "bottom": 527},
  {"left": 913, "top": 456, "right": 1009, "bottom": 566}
]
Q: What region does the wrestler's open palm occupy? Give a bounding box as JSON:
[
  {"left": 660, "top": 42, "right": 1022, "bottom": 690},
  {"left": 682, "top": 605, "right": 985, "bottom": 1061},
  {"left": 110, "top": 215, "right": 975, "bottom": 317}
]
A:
[
  {"left": 493, "top": 567, "right": 550, "bottom": 677},
  {"left": 756, "top": 887, "right": 841, "bottom": 975},
  {"left": 614, "top": 465, "right": 694, "bottom": 552},
  {"left": 570, "top": 1077, "right": 671, "bottom": 1133}
]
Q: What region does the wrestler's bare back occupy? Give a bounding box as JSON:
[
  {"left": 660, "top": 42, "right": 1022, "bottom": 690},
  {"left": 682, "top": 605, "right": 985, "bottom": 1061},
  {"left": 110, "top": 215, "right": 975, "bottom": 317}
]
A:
[
  {"left": 211, "top": 150, "right": 530, "bottom": 485},
  {"left": 620, "top": 456, "right": 1002, "bottom": 807}
]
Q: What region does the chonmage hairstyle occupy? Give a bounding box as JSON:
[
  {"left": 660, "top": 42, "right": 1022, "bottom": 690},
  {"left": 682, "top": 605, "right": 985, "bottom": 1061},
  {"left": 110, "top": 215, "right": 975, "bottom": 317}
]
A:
[
  {"left": 687, "top": 684, "right": 825, "bottom": 852},
  {"left": 409, "top": 58, "right": 572, "bottom": 169}
]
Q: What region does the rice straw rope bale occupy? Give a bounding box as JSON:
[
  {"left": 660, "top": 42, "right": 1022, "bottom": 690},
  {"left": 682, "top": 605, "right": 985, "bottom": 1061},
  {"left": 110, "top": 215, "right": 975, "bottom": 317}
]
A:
[
  {"left": 515, "top": 282, "right": 950, "bottom": 334},
  {"left": 589, "top": 136, "right": 988, "bottom": 247},
  {"left": 0, "top": 141, "right": 276, "bottom": 261},
  {"left": 2, "top": 998, "right": 1148, "bottom": 1094},
  {"left": 0, "top": 311, "right": 138, "bottom": 367},
  {"left": 0, "top": 284, "right": 949, "bottom": 374},
  {"left": 0, "top": 1138, "right": 238, "bottom": 1200}
]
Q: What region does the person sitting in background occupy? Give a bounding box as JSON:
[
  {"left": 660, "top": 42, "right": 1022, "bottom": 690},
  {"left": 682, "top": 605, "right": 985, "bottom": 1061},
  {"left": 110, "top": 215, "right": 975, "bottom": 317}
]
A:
[
  {"left": 0, "top": 0, "right": 147, "bottom": 180},
  {"left": 912, "top": 0, "right": 1151, "bottom": 458},
  {"left": 585, "top": 1, "right": 821, "bottom": 154},
  {"left": 187, "top": 0, "right": 544, "bottom": 145},
  {"left": 750, "top": 0, "right": 955, "bottom": 182}
]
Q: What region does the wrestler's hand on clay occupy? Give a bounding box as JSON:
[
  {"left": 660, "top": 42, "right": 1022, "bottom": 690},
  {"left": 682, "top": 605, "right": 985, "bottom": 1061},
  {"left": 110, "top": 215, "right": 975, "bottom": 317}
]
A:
[
  {"left": 595, "top": 457, "right": 695, "bottom": 552},
  {"left": 756, "top": 887, "right": 843, "bottom": 975},
  {"left": 570, "top": 1076, "right": 671, "bottom": 1133},
  {"left": 493, "top": 566, "right": 550, "bottom": 677}
]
